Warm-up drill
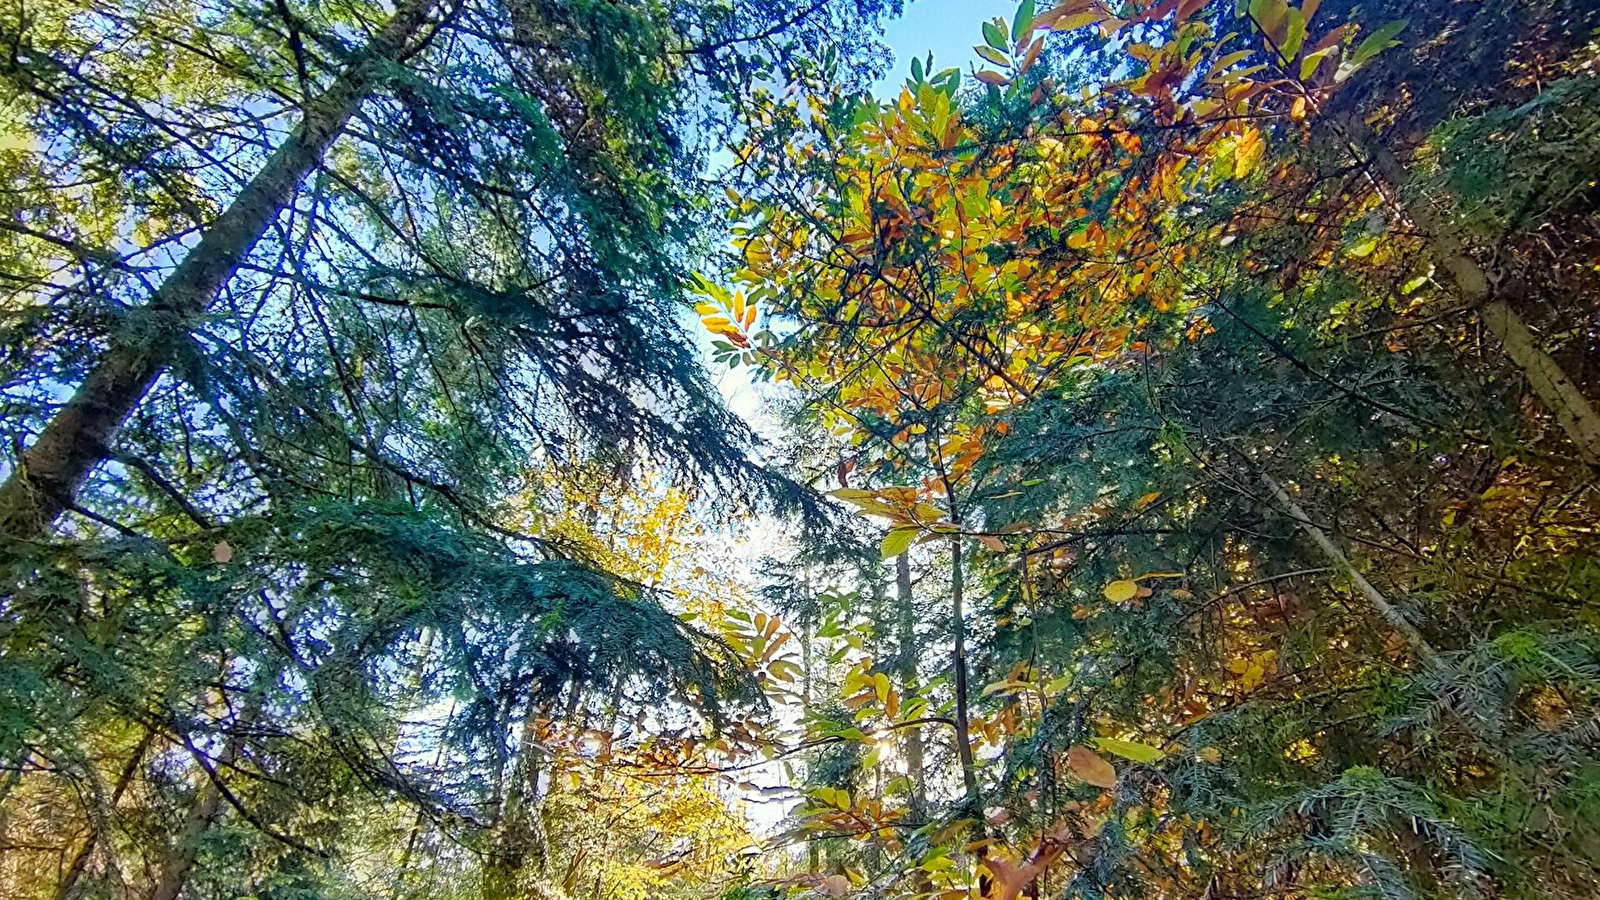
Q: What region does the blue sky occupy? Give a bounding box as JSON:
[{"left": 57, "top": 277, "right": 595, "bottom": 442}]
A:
[{"left": 871, "top": 0, "right": 1023, "bottom": 96}]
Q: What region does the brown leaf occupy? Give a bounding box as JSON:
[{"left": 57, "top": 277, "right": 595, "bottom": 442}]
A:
[
  {"left": 212, "top": 541, "right": 234, "bottom": 564},
  {"left": 1067, "top": 744, "right": 1117, "bottom": 788}
]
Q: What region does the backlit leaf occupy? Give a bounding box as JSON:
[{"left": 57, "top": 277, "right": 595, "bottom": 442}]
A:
[{"left": 881, "top": 526, "right": 920, "bottom": 559}]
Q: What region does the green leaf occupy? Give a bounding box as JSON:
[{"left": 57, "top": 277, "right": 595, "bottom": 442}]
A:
[
  {"left": 1247, "top": 0, "right": 1288, "bottom": 38},
  {"left": 1280, "top": 8, "right": 1306, "bottom": 61},
  {"left": 1346, "top": 18, "right": 1407, "bottom": 69},
  {"left": 910, "top": 55, "right": 924, "bottom": 82},
  {"left": 861, "top": 744, "right": 882, "bottom": 770},
  {"left": 1299, "top": 44, "right": 1338, "bottom": 80},
  {"left": 881, "top": 526, "right": 920, "bottom": 559},
  {"left": 1012, "top": 0, "right": 1036, "bottom": 42},
  {"left": 983, "top": 19, "right": 1008, "bottom": 50},
  {"left": 1345, "top": 234, "right": 1379, "bottom": 257},
  {"left": 1091, "top": 737, "right": 1167, "bottom": 763}
]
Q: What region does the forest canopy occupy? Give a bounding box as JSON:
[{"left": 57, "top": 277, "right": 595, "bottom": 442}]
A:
[{"left": 2, "top": 1, "right": 1599, "bottom": 900}]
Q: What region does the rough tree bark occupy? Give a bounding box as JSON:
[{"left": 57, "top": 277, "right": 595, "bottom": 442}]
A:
[{"left": 1337, "top": 115, "right": 1600, "bottom": 467}]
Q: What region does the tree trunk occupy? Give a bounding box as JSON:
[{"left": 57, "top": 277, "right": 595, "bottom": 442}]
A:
[
  {"left": 484, "top": 701, "right": 552, "bottom": 900},
  {"left": 949, "top": 535, "right": 979, "bottom": 806},
  {"left": 893, "top": 552, "right": 926, "bottom": 820},
  {"left": 54, "top": 730, "right": 152, "bottom": 900},
  {"left": 0, "top": 0, "right": 438, "bottom": 540},
  {"left": 1336, "top": 116, "right": 1600, "bottom": 466},
  {"left": 150, "top": 780, "right": 226, "bottom": 900},
  {"left": 1258, "top": 470, "right": 1441, "bottom": 669},
  {"left": 151, "top": 685, "right": 271, "bottom": 900},
  {"left": 1478, "top": 298, "right": 1600, "bottom": 465}
]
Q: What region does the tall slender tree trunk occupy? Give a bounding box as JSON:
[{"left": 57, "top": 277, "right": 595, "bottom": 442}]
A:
[
  {"left": 486, "top": 677, "right": 587, "bottom": 900},
  {"left": 393, "top": 699, "right": 456, "bottom": 899},
  {"left": 799, "top": 572, "right": 819, "bottom": 874},
  {"left": 893, "top": 552, "right": 926, "bottom": 820},
  {"left": 0, "top": 0, "right": 438, "bottom": 540},
  {"left": 151, "top": 778, "right": 227, "bottom": 900},
  {"left": 1335, "top": 115, "right": 1600, "bottom": 466},
  {"left": 1258, "top": 470, "right": 1441, "bottom": 669},
  {"left": 948, "top": 536, "right": 979, "bottom": 807},
  {"left": 484, "top": 700, "right": 552, "bottom": 900}
]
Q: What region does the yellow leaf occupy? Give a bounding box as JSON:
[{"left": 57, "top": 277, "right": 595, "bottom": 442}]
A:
[
  {"left": 1234, "top": 127, "right": 1265, "bottom": 178},
  {"left": 1052, "top": 10, "right": 1106, "bottom": 31},
  {"left": 975, "top": 45, "right": 1011, "bottom": 67},
  {"left": 1103, "top": 580, "right": 1139, "bottom": 602},
  {"left": 880, "top": 526, "right": 919, "bottom": 559},
  {"left": 768, "top": 659, "right": 801, "bottom": 683},
  {"left": 1031, "top": 0, "right": 1094, "bottom": 30},
  {"left": 981, "top": 679, "right": 1014, "bottom": 697}
]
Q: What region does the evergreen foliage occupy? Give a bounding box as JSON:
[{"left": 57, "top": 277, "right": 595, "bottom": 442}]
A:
[{"left": 5, "top": 1, "right": 1600, "bottom": 900}]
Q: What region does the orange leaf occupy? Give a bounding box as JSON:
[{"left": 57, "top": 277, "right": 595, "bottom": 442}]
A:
[{"left": 1067, "top": 744, "right": 1117, "bottom": 788}]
